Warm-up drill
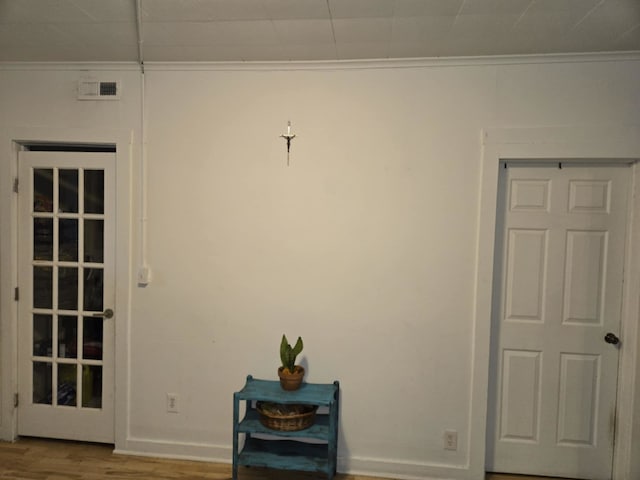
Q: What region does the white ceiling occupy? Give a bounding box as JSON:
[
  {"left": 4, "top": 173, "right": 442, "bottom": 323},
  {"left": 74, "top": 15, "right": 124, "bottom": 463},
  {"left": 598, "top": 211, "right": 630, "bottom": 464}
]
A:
[{"left": 0, "top": 0, "right": 639, "bottom": 63}]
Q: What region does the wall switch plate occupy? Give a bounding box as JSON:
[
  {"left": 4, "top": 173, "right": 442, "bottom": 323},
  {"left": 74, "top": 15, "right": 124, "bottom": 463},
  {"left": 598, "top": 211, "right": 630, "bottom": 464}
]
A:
[
  {"left": 167, "top": 393, "right": 179, "bottom": 413},
  {"left": 137, "top": 266, "right": 152, "bottom": 285},
  {"left": 444, "top": 430, "right": 458, "bottom": 450}
]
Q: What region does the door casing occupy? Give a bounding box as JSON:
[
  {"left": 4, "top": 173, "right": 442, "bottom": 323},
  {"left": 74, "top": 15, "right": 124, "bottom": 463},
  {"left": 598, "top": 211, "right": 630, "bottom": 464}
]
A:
[
  {"left": 0, "top": 127, "right": 133, "bottom": 450},
  {"left": 471, "top": 126, "right": 640, "bottom": 480}
]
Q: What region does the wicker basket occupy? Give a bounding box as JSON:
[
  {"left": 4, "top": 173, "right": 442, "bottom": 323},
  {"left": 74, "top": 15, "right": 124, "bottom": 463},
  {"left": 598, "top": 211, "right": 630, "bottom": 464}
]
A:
[{"left": 256, "top": 402, "right": 317, "bottom": 431}]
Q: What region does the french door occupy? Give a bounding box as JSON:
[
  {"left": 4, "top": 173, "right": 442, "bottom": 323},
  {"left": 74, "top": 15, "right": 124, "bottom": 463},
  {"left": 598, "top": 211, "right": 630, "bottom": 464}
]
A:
[
  {"left": 487, "top": 164, "right": 629, "bottom": 479},
  {"left": 17, "top": 151, "right": 115, "bottom": 443}
]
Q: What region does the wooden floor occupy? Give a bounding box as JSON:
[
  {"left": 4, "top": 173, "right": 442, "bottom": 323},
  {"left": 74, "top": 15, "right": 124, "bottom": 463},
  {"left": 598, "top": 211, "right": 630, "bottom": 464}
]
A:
[{"left": 0, "top": 437, "right": 568, "bottom": 480}]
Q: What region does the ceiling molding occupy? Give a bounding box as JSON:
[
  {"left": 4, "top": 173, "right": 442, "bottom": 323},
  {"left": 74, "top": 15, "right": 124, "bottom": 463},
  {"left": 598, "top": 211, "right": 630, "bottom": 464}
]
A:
[
  {"left": 2, "top": 51, "right": 639, "bottom": 73},
  {"left": 0, "top": 62, "right": 141, "bottom": 72}
]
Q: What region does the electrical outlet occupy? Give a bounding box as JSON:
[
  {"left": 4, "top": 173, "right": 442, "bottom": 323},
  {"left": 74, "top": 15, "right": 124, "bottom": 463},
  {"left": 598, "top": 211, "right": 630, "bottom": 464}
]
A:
[
  {"left": 444, "top": 430, "right": 458, "bottom": 451},
  {"left": 167, "top": 393, "right": 179, "bottom": 413}
]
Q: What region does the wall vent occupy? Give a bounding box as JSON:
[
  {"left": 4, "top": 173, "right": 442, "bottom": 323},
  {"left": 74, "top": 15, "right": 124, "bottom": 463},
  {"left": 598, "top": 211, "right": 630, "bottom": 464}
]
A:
[{"left": 78, "top": 78, "right": 121, "bottom": 100}]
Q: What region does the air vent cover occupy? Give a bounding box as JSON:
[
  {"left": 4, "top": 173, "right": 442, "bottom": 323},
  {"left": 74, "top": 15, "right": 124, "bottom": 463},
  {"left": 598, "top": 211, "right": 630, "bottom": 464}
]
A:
[{"left": 78, "top": 78, "right": 121, "bottom": 100}]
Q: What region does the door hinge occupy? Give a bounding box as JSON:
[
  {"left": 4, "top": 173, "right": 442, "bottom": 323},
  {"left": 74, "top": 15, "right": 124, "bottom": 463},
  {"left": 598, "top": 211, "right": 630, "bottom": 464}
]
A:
[
  {"left": 14, "top": 287, "right": 19, "bottom": 301},
  {"left": 14, "top": 393, "right": 19, "bottom": 408},
  {"left": 13, "top": 177, "right": 18, "bottom": 193}
]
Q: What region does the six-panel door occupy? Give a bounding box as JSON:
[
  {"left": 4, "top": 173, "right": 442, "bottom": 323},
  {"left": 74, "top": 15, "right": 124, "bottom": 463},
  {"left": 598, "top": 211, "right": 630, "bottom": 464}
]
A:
[{"left": 488, "top": 164, "right": 629, "bottom": 479}]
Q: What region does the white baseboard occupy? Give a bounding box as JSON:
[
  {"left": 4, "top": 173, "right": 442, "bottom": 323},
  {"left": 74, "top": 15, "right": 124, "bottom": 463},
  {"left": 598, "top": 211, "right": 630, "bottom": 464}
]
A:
[
  {"left": 115, "top": 437, "right": 479, "bottom": 480},
  {"left": 340, "top": 456, "right": 477, "bottom": 480},
  {"left": 115, "top": 437, "right": 231, "bottom": 464}
]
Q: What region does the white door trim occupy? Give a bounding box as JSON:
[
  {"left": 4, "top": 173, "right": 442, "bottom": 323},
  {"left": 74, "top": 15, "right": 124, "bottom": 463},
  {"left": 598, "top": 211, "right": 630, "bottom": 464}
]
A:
[
  {"left": 470, "top": 126, "right": 640, "bottom": 480},
  {"left": 0, "top": 127, "right": 133, "bottom": 450}
]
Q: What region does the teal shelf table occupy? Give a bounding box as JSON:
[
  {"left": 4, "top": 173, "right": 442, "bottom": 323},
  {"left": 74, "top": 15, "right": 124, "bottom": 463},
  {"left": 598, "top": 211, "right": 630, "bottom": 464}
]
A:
[{"left": 232, "top": 375, "right": 340, "bottom": 480}]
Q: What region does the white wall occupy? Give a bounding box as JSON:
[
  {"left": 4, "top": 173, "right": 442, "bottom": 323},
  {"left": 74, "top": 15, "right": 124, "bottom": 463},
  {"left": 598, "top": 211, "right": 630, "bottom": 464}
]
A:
[{"left": 1, "top": 55, "right": 639, "bottom": 480}]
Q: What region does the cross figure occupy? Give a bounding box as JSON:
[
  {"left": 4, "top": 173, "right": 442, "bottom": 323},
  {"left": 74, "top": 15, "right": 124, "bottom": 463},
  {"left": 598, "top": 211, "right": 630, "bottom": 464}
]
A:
[{"left": 280, "top": 121, "right": 296, "bottom": 166}]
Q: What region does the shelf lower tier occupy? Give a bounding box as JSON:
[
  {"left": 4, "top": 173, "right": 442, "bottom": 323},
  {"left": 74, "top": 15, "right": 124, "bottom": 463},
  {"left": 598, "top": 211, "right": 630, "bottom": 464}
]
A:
[
  {"left": 238, "top": 437, "right": 331, "bottom": 474},
  {"left": 238, "top": 409, "right": 330, "bottom": 440}
]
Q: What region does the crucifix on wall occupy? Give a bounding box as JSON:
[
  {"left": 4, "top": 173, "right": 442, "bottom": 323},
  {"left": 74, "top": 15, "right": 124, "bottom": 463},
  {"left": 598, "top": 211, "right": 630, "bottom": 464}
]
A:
[{"left": 280, "top": 121, "right": 296, "bottom": 166}]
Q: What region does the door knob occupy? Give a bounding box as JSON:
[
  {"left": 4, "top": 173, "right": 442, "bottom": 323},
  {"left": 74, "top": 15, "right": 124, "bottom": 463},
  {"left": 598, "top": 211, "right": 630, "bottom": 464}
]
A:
[
  {"left": 92, "top": 308, "right": 114, "bottom": 319},
  {"left": 604, "top": 332, "right": 620, "bottom": 345}
]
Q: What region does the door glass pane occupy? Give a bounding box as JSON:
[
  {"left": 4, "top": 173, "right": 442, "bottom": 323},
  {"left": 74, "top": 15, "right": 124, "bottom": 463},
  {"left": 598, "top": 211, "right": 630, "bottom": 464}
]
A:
[
  {"left": 83, "top": 317, "right": 103, "bottom": 360},
  {"left": 58, "top": 267, "right": 78, "bottom": 310},
  {"left": 34, "top": 169, "right": 53, "bottom": 212},
  {"left": 84, "top": 219, "right": 104, "bottom": 263},
  {"left": 33, "top": 266, "right": 53, "bottom": 309},
  {"left": 59, "top": 169, "right": 79, "bottom": 213},
  {"left": 84, "top": 268, "right": 103, "bottom": 312},
  {"left": 27, "top": 157, "right": 111, "bottom": 424},
  {"left": 33, "top": 362, "right": 52, "bottom": 405},
  {"left": 84, "top": 170, "right": 104, "bottom": 214},
  {"left": 34, "top": 218, "right": 53, "bottom": 261},
  {"left": 57, "top": 364, "right": 77, "bottom": 406},
  {"left": 82, "top": 365, "right": 102, "bottom": 408},
  {"left": 59, "top": 219, "right": 78, "bottom": 261},
  {"left": 33, "top": 314, "right": 52, "bottom": 357},
  {"left": 58, "top": 315, "right": 78, "bottom": 359}
]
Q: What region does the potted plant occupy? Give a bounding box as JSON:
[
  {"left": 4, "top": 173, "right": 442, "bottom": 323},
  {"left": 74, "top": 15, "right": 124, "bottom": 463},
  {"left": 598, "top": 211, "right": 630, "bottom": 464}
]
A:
[{"left": 278, "top": 334, "right": 304, "bottom": 391}]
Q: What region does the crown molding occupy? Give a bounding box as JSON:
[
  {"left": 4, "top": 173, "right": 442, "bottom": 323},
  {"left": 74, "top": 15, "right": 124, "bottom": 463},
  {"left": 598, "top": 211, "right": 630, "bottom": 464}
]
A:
[
  {"left": 0, "top": 62, "right": 140, "bottom": 71},
  {"left": 1, "top": 51, "right": 639, "bottom": 72}
]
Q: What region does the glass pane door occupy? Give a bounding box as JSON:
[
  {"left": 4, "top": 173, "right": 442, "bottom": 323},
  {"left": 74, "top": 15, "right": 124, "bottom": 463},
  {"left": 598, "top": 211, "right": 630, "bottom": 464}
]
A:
[
  {"left": 18, "top": 151, "right": 115, "bottom": 443},
  {"left": 31, "top": 167, "right": 105, "bottom": 408}
]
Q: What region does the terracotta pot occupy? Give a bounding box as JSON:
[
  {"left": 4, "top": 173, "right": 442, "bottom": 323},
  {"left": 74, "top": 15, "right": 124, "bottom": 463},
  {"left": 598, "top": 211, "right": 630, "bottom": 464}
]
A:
[{"left": 278, "top": 366, "right": 305, "bottom": 391}]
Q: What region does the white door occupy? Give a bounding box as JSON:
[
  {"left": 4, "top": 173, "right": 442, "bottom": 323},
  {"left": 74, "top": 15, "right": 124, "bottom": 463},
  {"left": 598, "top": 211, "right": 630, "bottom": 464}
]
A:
[
  {"left": 487, "top": 164, "right": 629, "bottom": 479},
  {"left": 17, "top": 151, "right": 115, "bottom": 443}
]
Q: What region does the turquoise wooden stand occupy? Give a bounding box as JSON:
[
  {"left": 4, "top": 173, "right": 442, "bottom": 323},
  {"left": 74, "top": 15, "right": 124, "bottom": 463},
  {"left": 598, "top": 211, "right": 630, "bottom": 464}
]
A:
[{"left": 232, "top": 375, "right": 340, "bottom": 480}]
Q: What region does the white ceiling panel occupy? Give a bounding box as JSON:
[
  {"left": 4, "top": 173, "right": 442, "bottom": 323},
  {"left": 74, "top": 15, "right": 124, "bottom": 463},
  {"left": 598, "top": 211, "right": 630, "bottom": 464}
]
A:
[
  {"left": 617, "top": 25, "right": 640, "bottom": 48},
  {"left": 68, "top": 0, "right": 137, "bottom": 22},
  {"left": 336, "top": 41, "right": 391, "bottom": 60},
  {"left": 513, "top": 12, "right": 580, "bottom": 36},
  {"left": 0, "top": 0, "right": 638, "bottom": 63},
  {"left": 0, "top": 23, "right": 53, "bottom": 47},
  {"left": 141, "top": 0, "right": 268, "bottom": 22},
  {"left": 391, "top": 16, "right": 455, "bottom": 43},
  {"left": 55, "top": 22, "right": 138, "bottom": 47},
  {"left": 0, "top": 0, "right": 93, "bottom": 23},
  {"left": 144, "top": 20, "right": 278, "bottom": 47},
  {"left": 203, "top": 20, "right": 279, "bottom": 46},
  {"left": 328, "top": 0, "right": 395, "bottom": 19},
  {"left": 141, "top": 45, "right": 189, "bottom": 62},
  {"left": 280, "top": 43, "right": 337, "bottom": 61},
  {"left": 332, "top": 18, "right": 392, "bottom": 44},
  {"left": 203, "top": 44, "right": 286, "bottom": 61},
  {"left": 527, "top": 0, "right": 602, "bottom": 15},
  {"left": 272, "top": 19, "right": 335, "bottom": 45},
  {"left": 74, "top": 43, "right": 138, "bottom": 61},
  {"left": 443, "top": 31, "right": 533, "bottom": 57},
  {"left": 143, "top": 22, "right": 219, "bottom": 46},
  {"left": 574, "top": 0, "right": 640, "bottom": 38},
  {"left": 393, "top": 0, "right": 464, "bottom": 17},
  {"left": 458, "top": 0, "right": 532, "bottom": 16},
  {"left": 452, "top": 14, "right": 521, "bottom": 35},
  {"left": 388, "top": 41, "right": 444, "bottom": 59},
  {"left": 264, "top": 0, "right": 331, "bottom": 20}
]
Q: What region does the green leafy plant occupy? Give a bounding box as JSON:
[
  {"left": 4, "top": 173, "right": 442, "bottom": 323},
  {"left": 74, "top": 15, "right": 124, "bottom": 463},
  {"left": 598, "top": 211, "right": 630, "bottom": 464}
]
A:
[{"left": 280, "top": 334, "right": 303, "bottom": 374}]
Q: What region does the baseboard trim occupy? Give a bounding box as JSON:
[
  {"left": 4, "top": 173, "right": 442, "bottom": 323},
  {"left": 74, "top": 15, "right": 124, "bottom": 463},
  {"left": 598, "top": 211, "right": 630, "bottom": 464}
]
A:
[
  {"left": 116, "top": 437, "right": 478, "bottom": 480},
  {"left": 115, "top": 437, "right": 231, "bottom": 464},
  {"left": 341, "top": 456, "right": 474, "bottom": 480}
]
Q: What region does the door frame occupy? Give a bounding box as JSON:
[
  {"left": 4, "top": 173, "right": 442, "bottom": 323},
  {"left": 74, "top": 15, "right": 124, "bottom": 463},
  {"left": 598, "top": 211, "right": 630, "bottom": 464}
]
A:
[
  {"left": 470, "top": 126, "right": 640, "bottom": 480},
  {"left": 0, "top": 127, "right": 133, "bottom": 450}
]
